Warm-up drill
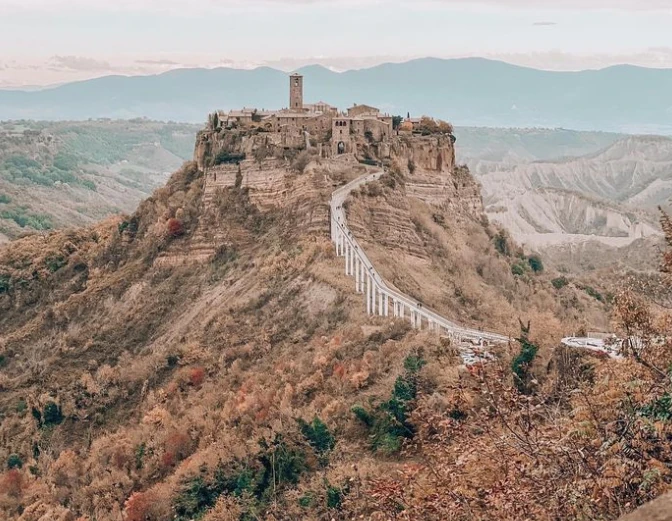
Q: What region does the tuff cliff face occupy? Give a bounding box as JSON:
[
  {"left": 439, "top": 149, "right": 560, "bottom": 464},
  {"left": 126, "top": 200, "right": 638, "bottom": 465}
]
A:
[{"left": 172, "top": 126, "right": 479, "bottom": 267}]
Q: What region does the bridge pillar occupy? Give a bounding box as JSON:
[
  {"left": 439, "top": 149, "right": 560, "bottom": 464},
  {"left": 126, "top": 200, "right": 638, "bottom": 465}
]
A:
[
  {"left": 366, "top": 275, "right": 371, "bottom": 315},
  {"left": 378, "top": 291, "right": 383, "bottom": 317},
  {"left": 355, "top": 257, "right": 360, "bottom": 292},
  {"left": 384, "top": 294, "right": 389, "bottom": 317}
]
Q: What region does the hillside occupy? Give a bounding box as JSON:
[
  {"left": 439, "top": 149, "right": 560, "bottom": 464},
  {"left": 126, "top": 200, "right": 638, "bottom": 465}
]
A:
[
  {"left": 0, "top": 120, "right": 200, "bottom": 243},
  {"left": 7, "top": 121, "right": 671, "bottom": 520},
  {"left": 1, "top": 59, "right": 672, "bottom": 133}
]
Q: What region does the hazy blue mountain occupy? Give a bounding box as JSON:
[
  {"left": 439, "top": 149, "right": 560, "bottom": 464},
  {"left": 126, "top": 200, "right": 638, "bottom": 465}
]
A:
[{"left": 1, "top": 58, "right": 671, "bottom": 133}]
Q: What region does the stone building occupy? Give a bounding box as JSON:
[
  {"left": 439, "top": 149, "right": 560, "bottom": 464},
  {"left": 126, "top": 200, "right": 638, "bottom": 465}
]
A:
[
  {"left": 347, "top": 104, "right": 380, "bottom": 117},
  {"left": 214, "top": 72, "right": 395, "bottom": 157},
  {"left": 332, "top": 117, "right": 352, "bottom": 155}
]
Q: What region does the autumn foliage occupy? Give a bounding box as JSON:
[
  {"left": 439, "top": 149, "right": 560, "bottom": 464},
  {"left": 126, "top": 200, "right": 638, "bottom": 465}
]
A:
[
  {"left": 1, "top": 469, "right": 23, "bottom": 498},
  {"left": 166, "top": 217, "right": 184, "bottom": 237}
]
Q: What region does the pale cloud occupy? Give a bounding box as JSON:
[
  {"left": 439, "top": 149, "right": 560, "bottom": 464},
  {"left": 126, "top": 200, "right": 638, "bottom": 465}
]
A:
[
  {"left": 48, "top": 55, "right": 112, "bottom": 72},
  {"left": 135, "top": 59, "right": 180, "bottom": 65},
  {"left": 533, "top": 22, "right": 558, "bottom": 26}
]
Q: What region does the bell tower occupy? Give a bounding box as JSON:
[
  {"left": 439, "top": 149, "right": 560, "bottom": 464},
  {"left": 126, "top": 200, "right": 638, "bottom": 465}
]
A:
[{"left": 290, "top": 73, "right": 303, "bottom": 111}]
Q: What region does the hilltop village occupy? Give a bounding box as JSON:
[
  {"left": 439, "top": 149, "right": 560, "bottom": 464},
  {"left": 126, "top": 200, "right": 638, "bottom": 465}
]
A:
[{"left": 196, "top": 73, "right": 456, "bottom": 171}]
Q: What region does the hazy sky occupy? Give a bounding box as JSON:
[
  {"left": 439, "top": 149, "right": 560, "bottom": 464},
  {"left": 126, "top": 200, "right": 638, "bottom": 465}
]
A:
[{"left": 1, "top": 0, "right": 671, "bottom": 87}]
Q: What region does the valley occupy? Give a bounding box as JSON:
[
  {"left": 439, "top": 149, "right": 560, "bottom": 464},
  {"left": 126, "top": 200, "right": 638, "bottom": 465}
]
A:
[{"left": 0, "top": 120, "right": 200, "bottom": 243}]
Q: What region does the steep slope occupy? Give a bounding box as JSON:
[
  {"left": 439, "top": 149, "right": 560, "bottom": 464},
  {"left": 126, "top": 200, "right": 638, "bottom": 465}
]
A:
[
  {"left": 2, "top": 59, "right": 672, "bottom": 132},
  {"left": 0, "top": 120, "right": 199, "bottom": 242}
]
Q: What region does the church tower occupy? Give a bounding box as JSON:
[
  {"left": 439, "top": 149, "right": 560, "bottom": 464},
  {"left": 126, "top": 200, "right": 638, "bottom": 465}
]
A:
[{"left": 290, "top": 73, "right": 303, "bottom": 111}]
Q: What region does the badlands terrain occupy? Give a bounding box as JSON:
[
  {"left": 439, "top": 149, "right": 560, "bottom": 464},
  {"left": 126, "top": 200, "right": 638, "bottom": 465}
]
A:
[{"left": 458, "top": 129, "right": 671, "bottom": 273}]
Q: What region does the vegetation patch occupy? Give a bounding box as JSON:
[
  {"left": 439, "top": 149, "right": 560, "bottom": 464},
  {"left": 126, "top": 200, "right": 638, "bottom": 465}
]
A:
[
  {"left": 552, "top": 276, "right": 569, "bottom": 290},
  {"left": 352, "top": 354, "right": 425, "bottom": 454}
]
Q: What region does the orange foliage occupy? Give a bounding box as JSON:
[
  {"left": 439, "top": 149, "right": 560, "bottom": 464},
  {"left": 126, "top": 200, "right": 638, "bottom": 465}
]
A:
[
  {"left": 124, "top": 491, "right": 153, "bottom": 521},
  {"left": 163, "top": 431, "right": 191, "bottom": 467},
  {"left": 189, "top": 366, "right": 206, "bottom": 387}
]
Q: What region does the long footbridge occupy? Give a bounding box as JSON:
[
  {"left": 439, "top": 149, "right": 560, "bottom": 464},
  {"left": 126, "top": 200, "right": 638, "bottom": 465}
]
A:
[{"left": 330, "top": 171, "right": 510, "bottom": 349}]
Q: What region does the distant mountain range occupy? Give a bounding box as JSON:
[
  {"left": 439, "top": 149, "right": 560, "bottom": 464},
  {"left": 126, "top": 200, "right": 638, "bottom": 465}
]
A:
[{"left": 1, "top": 58, "right": 672, "bottom": 133}]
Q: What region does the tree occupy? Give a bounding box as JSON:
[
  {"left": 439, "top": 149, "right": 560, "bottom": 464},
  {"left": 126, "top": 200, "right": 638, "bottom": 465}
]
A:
[
  {"left": 511, "top": 320, "right": 539, "bottom": 394},
  {"left": 392, "top": 115, "right": 403, "bottom": 130}
]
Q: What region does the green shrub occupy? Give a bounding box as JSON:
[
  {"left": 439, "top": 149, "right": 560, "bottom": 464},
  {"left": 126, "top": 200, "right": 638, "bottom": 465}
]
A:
[
  {"left": 298, "top": 417, "right": 335, "bottom": 456},
  {"left": 135, "top": 442, "right": 146, "bottom": 470},
  {"left": 45, "top": 255, "right": 67, "bottom": 273},
  {"left": 16, "top": 399, "right": 27, "bottom": 415},
  {"left": 639, "top": 394, "right": 672, "bottom": 421},
  {"left": 551, "top": 277, "right": 569, "bottom": 290},
  {"left": 351, "top": 405, "right": 373, "bottom": 427},
  {"left": 53, "top": 152, "right": 79, "bottom": 172},
  {"left": 359, "top": 158, "right": 379, "bottom": 167},
  {"left": 0, "top": 208, "right": 52, "bottom": 230},
  {"left": 0, "top": 274, "right": 10, "bottom": 294},
  {"left": 258, "top": 437, "right": 306, "bottom": 491},
  {"left": 0, "top": 194, "right": 10, "bottom": 204},
  {"left": 174, "top": 474, "right": 217, "bottom": 520},
  {"left": 298, "top": 494, "right": 314, "bottom": 508},
  {"left": 511, "top": 263, "right": 526, "bottom": 277},
  {"left": 327, "top": 483, "right": 347, "bottom": 509},
  {"left": 494, "top": 231, "right": 510, "bottom": 256},
  {"left": 403, "top": 354, "right": 427, "bottom": 374},
  {"left": 528, "top": 255, "right": 544, "bottom": 273},
  {"left": 580, "top": 285, "right": 604, "bottom": 302},
  {"left": 7, "top": 454, "right": 22, "bottom": 469},
  {"left": 42, "top": 401, "right": 64, "bottom": 427}
]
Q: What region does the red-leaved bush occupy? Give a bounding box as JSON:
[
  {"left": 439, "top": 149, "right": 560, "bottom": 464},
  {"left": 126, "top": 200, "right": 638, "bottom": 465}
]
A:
[
  {"left": 1, "top": 469, "right": 23, "bottom": 498},
  {"left": 189, "top": 366, "right": 205, "bottom": 387},
  {"left": 166, "top": 218, "right": 184, "bottom": 237}
]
